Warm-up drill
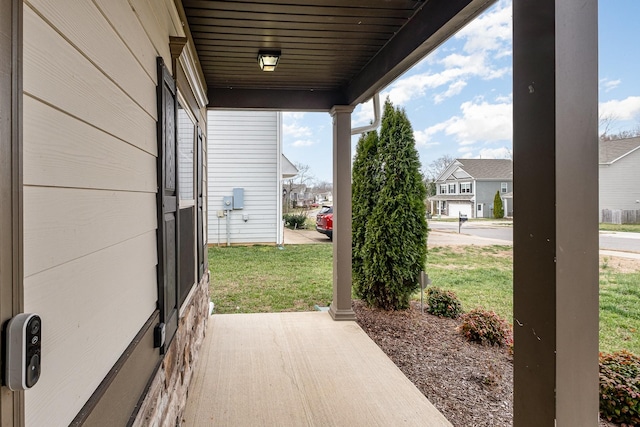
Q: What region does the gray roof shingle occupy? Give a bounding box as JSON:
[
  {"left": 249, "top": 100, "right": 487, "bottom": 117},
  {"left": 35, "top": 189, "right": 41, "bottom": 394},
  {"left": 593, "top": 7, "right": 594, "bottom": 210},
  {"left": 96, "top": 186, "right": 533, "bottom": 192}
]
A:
[
  {"left": 599, "top": 137, "right": 640, "bottom": 164},
  {"left": 455, "top": 159, "right": 513, "bottom": 180}
]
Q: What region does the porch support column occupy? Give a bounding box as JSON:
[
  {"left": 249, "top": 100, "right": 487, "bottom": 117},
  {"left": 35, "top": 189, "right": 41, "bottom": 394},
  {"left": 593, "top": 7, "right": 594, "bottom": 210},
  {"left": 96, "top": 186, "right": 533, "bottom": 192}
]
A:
[
  {"left": 329, "top": 105, "right": 355, "bottom": 321},
  {"left": 513, "top": 1, "right": 598, "bottom": 426}
]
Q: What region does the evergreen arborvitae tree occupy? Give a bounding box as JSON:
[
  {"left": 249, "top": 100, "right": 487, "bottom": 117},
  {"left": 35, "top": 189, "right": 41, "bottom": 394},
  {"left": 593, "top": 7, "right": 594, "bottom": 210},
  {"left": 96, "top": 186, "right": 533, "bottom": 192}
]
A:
[
  {"left": 360, "top": 99, "right": 428, "bottom": 310},
  {"left": 352, "top": 130, "right": 380, "bottom": 297},
  {"left": 493, "top": 190, "right": 504, "bottom": 218}
]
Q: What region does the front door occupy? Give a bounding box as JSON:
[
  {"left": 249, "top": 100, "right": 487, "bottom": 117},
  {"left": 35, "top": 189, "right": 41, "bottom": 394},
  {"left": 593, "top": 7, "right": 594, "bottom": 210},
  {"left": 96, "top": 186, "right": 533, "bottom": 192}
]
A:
[{"left": 477, "top": 203, "right": 483, "bottom": 218}]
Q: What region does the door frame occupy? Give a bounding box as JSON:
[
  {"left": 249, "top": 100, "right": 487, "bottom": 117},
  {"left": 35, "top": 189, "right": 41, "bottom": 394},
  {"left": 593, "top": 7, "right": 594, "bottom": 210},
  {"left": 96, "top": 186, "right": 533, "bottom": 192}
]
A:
[{"left": 0, "top": 0, "right": 25, "bottom": 424}]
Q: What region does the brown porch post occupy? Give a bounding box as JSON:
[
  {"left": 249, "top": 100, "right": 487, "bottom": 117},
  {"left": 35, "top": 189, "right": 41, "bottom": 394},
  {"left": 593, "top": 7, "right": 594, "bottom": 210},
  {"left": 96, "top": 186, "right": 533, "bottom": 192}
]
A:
[
  {"left": 0, "top": 0, "right": 25, "bottom": 423},
  {"left": 513, "top": 0, "right": 599, "bottom": 425},
  {"left": 329, "top": 105, "right": 355, "bottom": 321}
]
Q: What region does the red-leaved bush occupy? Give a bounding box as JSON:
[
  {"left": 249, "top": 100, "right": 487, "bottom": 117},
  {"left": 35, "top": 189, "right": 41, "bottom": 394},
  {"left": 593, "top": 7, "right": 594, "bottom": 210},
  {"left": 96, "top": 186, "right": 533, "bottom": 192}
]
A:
[
  {"left": 599, "top": 350, "right": 640, "bottom": 425},
  {"left": 459, "top": 309, "right": 512, "bottom": 347},
  {"left": 426, "top": 287, "right": 463, "bottom": 318}
]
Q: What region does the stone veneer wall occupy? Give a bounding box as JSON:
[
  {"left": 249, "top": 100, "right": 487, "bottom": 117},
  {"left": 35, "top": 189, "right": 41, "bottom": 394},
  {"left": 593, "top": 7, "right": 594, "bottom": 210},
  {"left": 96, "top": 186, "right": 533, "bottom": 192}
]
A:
[{"left": 133, "top": 272, "right": 210, "bottom": 426}]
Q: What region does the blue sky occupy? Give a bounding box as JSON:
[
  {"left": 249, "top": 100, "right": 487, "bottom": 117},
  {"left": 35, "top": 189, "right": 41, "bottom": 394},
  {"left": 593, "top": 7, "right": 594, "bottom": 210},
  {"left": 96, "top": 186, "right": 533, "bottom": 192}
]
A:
[{"left": 281, "top": 0, "right": 640, "bottom": 184}]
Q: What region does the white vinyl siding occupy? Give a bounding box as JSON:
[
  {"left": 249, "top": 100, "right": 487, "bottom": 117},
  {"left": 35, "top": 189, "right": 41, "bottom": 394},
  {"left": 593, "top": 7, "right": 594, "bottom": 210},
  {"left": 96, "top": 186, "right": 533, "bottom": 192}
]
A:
[
  {"left": 22, "top": 0, "right": 182, "bottom": 424},
  {"left": 208, "top": 111, "right": 281, "bottom": 244},
  {"left": 599, "top": 149, "right": 640, "bottom": 221}
]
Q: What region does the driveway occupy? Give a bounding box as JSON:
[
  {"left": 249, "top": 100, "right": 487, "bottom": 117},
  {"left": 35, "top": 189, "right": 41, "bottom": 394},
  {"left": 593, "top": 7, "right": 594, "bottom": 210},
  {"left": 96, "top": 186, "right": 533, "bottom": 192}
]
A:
[
  {"left": 284, "top": 223, "right": 640, "bottom": 261},
  {"left": 283, "top": 226, "right": 510, "bottom": 247}
]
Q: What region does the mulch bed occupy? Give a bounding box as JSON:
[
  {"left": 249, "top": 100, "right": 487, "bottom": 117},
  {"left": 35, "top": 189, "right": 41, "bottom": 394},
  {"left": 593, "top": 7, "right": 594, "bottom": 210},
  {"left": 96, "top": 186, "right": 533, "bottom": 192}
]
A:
[{"left": 353, "top": 300, "right": 617, "bottom": 427}]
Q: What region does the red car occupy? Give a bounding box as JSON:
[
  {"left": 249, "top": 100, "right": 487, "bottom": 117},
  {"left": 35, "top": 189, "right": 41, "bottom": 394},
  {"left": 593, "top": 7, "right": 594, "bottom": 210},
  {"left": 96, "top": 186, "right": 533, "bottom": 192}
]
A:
[{"left": 315, "top": 206, "right": 333, "bottom": 240}]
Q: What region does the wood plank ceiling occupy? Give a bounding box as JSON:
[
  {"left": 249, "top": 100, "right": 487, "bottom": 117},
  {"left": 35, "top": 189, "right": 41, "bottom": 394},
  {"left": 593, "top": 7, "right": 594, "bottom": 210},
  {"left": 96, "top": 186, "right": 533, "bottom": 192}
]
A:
[{"left": 182, "top": 0, "right": 495, "bottom": 110}]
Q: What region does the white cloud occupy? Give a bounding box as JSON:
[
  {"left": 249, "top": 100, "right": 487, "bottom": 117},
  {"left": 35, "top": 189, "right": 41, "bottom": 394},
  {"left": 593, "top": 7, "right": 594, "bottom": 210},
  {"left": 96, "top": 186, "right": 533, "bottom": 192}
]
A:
[
  {"left": 283, "top": 112, "right": 306, "bottom": 121},
  {"left": 414, "top": 128, "right": 441, "bottom": 147},
  {"left": 352, "top": 98, "right": 376, "bottom": 127},
  {"left": 599, "top": 96, "right": 640, "bottom": 120},
  {"left": 292, "top": 139, "right": 315, "bottom": 147},
  {"left": 477, "top": 147, "right": 512, "bottom": 159},
  {"left": 283, "top": 123, "right": 312, "bottom": 138},
  {"left": 418, "top": 99, "right": 512, "bottom": 146},
  {"left": 456, "top": 1, "right": 512, "bottom": 55},
  {"left": 383, "top": 0, "right": 512, "bottom": 106},
  {"left": 599, "top": 78, "right": 621, "bottom": 93},
  {"left": 434, "top": 80, "right": 468, "bottom": 104}
]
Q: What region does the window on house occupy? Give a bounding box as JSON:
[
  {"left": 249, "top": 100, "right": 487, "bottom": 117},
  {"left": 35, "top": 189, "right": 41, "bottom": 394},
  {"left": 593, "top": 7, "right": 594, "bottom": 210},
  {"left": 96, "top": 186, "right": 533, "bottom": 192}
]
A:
[
  {"left": 448, "top": 183, "right": 456, "bottom": 194},
  {"left": 176, "top": 101, "right": 197, "bottom": 308},
  {"left": 460, "top": 182, "right": 472, "bottom": 193},
  {"left": 178, "top": 104, "right": 196, "bottom": 204},
  {"left": 501, "top": 182, "right": 508, "bottom": 193},
  {"left": 440, "top": 184, "right": 447, "bottom": 194}
]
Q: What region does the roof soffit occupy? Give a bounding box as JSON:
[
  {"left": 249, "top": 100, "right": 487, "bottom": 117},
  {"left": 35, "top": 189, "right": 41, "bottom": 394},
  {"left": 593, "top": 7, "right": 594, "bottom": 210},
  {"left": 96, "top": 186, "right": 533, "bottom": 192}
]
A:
[{"left": 182, "top": 0, "right": 497, "bottom": 110}]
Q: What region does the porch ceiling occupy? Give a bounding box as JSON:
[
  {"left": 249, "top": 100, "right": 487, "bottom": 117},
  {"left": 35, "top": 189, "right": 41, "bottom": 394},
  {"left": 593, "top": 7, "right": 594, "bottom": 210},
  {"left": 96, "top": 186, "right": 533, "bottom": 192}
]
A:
[{"left": 182, "top": 0, "right": 496, "bottom": 110}]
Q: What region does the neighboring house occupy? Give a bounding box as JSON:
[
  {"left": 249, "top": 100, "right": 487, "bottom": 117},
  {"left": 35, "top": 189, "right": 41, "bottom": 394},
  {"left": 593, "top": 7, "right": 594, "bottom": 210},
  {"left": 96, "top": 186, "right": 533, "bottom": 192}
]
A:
[
  {"left": 599, "top": 136, "right": 640, "bottom": 222},
  {"left": 429, "top": 159, "right": 513, "bottom": 218},
  {"left": 316, "top": 192, "right": 334, "bottom": 204},
  {"left": 208, "top": 111, "right": 297, "bottom": 245}
]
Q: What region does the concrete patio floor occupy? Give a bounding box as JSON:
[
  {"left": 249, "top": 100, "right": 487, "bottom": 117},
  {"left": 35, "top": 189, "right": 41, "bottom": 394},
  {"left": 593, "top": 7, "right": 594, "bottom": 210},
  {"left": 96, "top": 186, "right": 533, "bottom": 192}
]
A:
[{"left": 182, "top": 311, "right": 451, "bottom": 426}]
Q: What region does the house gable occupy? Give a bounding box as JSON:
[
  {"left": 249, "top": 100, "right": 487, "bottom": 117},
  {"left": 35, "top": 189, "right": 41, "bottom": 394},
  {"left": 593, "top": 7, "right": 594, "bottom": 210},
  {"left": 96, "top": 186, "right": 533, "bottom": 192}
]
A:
[{"left": 599, "top": 136, "right": 640, "bottom": 164}]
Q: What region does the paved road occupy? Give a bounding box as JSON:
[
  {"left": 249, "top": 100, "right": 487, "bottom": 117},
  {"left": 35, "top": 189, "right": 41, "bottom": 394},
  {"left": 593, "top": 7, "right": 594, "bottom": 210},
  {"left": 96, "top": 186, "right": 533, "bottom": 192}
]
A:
[{"left": 428, "top": 220, "right": 640, "bottom": 253}]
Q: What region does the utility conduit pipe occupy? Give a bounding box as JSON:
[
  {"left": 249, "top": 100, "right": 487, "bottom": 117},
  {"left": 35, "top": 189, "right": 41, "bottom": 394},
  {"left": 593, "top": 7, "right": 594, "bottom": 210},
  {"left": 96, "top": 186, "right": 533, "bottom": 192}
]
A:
[{"left": 351, "top": 92, "right": 381, "bottom": 135}]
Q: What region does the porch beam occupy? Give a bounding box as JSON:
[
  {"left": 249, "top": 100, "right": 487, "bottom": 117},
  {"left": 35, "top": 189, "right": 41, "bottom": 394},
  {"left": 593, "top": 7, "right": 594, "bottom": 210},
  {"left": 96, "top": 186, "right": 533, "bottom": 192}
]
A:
[
  {"left": 207, "top": 88, "right": 345, "bottom": 111},
  {"left": 513, "top": 0, "right": 599, "bottom": 425},
  {"left": 329, "top": 105, "right": 355, "bottom": 321}
]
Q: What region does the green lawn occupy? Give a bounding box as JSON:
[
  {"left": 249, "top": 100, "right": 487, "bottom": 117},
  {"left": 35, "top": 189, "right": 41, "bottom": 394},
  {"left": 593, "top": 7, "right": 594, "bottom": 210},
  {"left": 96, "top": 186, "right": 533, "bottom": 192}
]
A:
[
  {"left": 424, "top": 246, "right": 514, "bottom": 322},
  {"left": 209, "top": 245, "right": 333, "bottom": 313},
  {"left": 599, "top": 223, "right": 640, "bottom": 233},
  {"left": 426, "top": 246, "right": 640, "bottom": 354},
  {"left": 208, "top": 244, "right": 640, "bottom": 354}
]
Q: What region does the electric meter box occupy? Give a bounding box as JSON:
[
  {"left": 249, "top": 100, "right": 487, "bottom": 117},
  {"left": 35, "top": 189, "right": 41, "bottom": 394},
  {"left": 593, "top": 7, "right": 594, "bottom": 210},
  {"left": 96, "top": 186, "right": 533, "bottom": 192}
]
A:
[
  {"left": 222, "top": 196, "right": 233, "bottom": 211},
  {"left": 232, "top": 188, "right": 244, "bottom": 209}
]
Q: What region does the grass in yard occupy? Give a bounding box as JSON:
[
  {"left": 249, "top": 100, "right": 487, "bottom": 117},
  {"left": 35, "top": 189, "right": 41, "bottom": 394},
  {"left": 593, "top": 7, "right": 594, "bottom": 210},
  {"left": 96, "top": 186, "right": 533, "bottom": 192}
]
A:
[
  {"left": 208, "top": 244, "right": 640, "bottom": 354},
  {"left": 208, "top": 245, "right": 333, "bottom": 313},
  {"left": 599, "top": 268, "right": 640, "bottom": 353},
  {"left": 422, "top": 245, "right": 514, "bottom": 323},
  {"left": 425, "top": 245, "right": 640, "bottom": 354},
  {"left": 599, "top": 223, "right": 640, "bottom": 233}
]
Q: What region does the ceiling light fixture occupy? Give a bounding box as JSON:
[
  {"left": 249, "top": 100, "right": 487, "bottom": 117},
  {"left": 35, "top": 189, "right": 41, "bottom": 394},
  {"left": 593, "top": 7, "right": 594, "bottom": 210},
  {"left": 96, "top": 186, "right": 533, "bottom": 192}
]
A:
[{"left": 257, "top": 50, "right": 280, "bottom": 72}]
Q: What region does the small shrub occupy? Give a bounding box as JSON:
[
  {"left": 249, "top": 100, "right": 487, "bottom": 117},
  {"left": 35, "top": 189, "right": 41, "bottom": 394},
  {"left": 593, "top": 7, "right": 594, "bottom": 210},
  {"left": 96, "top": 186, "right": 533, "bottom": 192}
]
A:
[
  {"left": 599, "top": 350, "right": 640, "bottom": 425},
  {"left": 426, "top": 287, "right": 463, "bottom": 318},
  {"left": 283, "top": 213, "right": 308, "bottom": 229},
  {"left": 459, "top": 309, "right": 512, "bottom": 347}
]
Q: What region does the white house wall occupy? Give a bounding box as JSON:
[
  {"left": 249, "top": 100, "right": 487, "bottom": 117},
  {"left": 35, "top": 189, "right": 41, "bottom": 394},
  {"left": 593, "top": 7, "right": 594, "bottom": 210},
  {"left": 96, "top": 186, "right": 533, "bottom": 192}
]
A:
[
  {"left": 208, "top": 111, "right": 280, "bottom": 244},
  {"left": 476, "top": 181, "right": 511, "bottom": 218},
  {"left": 22, "top": 0, "right": 183, "bottom": 424},
  {"left": 599, "top": 149, "right": 640, "bottom": 220}
]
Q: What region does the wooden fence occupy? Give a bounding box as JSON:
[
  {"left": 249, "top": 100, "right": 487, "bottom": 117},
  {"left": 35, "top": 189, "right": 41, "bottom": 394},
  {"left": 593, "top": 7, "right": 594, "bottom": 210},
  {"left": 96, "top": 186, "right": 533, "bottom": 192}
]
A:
[{"left": 601, "top": 209, "right": 640, "bottom": 224}]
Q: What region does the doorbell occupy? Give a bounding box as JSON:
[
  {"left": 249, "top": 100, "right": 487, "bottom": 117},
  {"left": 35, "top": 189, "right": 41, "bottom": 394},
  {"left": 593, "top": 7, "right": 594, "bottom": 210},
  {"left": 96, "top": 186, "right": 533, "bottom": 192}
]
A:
[{"left": 4, "top": 313, "right": 41, "bottom": 390}]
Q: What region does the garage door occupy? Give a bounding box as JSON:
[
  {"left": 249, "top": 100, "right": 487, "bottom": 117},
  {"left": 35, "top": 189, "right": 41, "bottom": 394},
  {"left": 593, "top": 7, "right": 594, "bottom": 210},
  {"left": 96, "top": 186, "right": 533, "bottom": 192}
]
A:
[{"left": 449, "top": 202, "right": 472, "bottom": 218}]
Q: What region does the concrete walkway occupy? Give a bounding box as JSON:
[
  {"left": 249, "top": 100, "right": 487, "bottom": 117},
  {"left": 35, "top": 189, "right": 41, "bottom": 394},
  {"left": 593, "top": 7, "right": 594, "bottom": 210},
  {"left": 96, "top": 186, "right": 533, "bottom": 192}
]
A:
[{"left": 182, "top": 311, "right": 451, "bottom": 427}]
